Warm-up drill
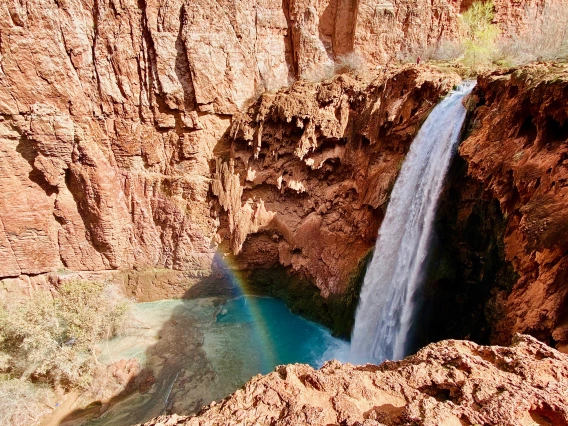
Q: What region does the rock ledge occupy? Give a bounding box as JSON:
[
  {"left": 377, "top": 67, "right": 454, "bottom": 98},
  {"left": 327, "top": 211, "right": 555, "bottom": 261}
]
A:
[{"left": 142, "top": 334, "right": 568, "bottom": 426}]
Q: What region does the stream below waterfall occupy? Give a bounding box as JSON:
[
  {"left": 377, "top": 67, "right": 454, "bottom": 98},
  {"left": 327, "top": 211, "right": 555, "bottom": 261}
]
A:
[{"left": 60, "top": 296, "right": 346, "bottom": 426}]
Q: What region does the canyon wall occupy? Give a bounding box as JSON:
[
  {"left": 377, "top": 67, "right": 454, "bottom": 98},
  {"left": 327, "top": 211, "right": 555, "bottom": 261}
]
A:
[
  {"left": 460, "top": 64, "right": 568, "bottom": 349},
  {"left": 1, "top": 0, "right": 567, "bottom": 347},
  {"left": 211, "top": 66, "right": 460, "bottom": 333},
  {"left": 0, "top": 0, "right": 480, "bottom": 298}
]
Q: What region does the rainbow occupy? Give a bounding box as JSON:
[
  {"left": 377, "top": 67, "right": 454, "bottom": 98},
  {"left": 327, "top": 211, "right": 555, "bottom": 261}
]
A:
[{"left": 214, "top": 252, "right": 279, "bottom": 374}]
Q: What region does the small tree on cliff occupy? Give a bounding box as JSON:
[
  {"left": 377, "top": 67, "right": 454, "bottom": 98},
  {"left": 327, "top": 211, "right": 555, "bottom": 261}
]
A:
[{"left": 461, "top": 1, "right": 500, "bottom": 70}]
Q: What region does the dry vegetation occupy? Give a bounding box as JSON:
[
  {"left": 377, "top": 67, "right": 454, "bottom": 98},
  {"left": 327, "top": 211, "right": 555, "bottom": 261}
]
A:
[
  {"left": 0, "top": 379, "right": 55, "bottom": 426},
  {"left": 334, "top": 52, "right": 366, "bottom": 74},
  {"left": 402, "top": 1, "right": 568, "bottom": 73},
  {"left": 495, "top": 2, "right": 568, "bottom": 65},
  {"left": 0, "top": 281, "right": 131, "bottom": 425}
]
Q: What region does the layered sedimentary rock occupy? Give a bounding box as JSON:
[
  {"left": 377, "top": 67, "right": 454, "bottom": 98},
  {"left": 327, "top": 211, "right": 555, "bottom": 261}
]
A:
[
  {"left": 0, "top": 0, "right": 556, "bottom": 283},
  {"left": 142, "top": 334, "right": 568, "bottom": 426},
  {"left": 460, "top": 63, "right": 568, "bottom": 349},
  {"left": 0, "top": 0, "right": 232, "bottom": 299},
  {"left": 0, "top": 0, "right": 472, "bottom": 298}
]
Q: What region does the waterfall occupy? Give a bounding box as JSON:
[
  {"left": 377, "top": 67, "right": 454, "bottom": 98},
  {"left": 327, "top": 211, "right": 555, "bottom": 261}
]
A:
[{"left": 349, "top": 83, "right": 475, "bottom": 364}]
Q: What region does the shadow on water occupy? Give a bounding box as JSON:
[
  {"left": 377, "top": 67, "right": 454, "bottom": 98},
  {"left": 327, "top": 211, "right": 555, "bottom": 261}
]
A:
[
  {"left": 58, "top": 257, "right": 346, "bottom": 425},
  {"left": 58, "top": 263, "right": 238, "bottom": 426}
]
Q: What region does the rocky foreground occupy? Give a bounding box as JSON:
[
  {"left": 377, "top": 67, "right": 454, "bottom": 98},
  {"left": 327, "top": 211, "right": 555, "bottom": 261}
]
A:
[{"left": 142, "top": 335, "right": 568, "bottom": 426}]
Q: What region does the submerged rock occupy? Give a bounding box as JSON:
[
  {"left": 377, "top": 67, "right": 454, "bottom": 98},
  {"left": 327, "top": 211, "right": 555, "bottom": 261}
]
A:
[{"left": 141, "top": 335, "right": 568, "bottom": 426}]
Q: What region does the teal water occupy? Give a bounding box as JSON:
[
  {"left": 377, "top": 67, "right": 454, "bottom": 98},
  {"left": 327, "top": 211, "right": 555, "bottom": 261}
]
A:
[
  {"left": 65, "top": 295, "right": 346, "bottom": 426},
  {"left": 215, "top": 296, "right": 341, "bottom": 371}
]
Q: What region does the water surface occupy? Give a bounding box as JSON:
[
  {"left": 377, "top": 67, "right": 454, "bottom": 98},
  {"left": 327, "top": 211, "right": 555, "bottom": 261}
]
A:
[{"left": 66, "top": 295, "right": 345, "bottom": 425}]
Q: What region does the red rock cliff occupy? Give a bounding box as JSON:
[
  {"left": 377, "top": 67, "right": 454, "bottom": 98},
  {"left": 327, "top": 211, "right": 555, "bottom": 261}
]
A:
[
  {"left": 461, "top": 63, "right": 568, "bottom": 349},
  {"left": 0, "top": 0, "right": 481, "bottom": 296},
  {"left": 0, "top": 1, "right": 566, "bottom": 348},
  {"left": 212, "top": 66, "right": 460, "bottom": 301}
]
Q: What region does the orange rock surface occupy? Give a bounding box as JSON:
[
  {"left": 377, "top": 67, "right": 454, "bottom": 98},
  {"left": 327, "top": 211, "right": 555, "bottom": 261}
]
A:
[
  {"left": 461, "top": 63, "right": 568, "bottom": 349},
  {"left": 141, "top": 335, "right": 568, "bottom": 426},
  {"left": 214, "top": 66, "right": 460, "bottom": 297},
  {"left": 0, "top": 0, "right": 556, "bottom": 294},
  {"left": 0, "top": 1, "right": 566, "bottom": 350}
]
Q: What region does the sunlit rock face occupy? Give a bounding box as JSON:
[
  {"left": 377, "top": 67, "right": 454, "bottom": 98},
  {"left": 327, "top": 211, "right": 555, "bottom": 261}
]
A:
[
  {"left": 212, "top": 66, "right": 460, "bottom": 301},
  {"left": 0, "top": 0, "right": 461, "bottom": 293},
  {"left": 142, "top": 335, "right": 568, "bottom": 426},
  {"left": 0, "top": 1, "right": 566, "bottom": 342},
  {"left": 460, "top": 64, "right": 568, "bottom": 350},
  {"left": 1, "top": 0, "right": 471, "bottom": 299}
]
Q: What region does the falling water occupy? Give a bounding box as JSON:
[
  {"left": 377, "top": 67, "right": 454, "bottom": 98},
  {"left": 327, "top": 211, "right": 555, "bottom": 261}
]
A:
[{"left": 350, "top": 83, "right": 475, "bottom": 364}]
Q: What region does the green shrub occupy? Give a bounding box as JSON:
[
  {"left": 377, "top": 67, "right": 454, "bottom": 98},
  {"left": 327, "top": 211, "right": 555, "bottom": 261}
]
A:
[
  {"left": 57, "top": 280, "right": 130, "bottom": 359},
  {"left": 460, "top": 1, "right": 500, "bottom": 70},
  {"left": 397, "top": 1, "right": 566, "bottom": 71}
]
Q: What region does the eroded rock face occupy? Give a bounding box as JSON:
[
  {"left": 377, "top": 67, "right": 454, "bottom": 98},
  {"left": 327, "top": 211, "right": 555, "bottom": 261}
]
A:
[
  {"left": 460, "top": 63, "right": 568, "bottom": 350},
  {"left": 0, "top": 1, "right": 566, "bottom": 349},
  {"left": 0, "top": 0, "right": 474, "bottom": 298},
  {"left": 0, "top": 0, "right": 232, "bottom": 299},
  {"left": 141, "top": 334, "right": 568, "bottom": 426},
  {"left": 212, "top": 66, "right": 460, "bottom": 300},
  {"left": 214, "top": 62, "right": 568, "bottom": 345}
]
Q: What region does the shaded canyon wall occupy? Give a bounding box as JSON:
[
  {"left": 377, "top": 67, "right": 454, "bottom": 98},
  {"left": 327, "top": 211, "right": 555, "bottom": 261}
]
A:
[{"left": 461, "top": 64, "right": 568, "bottom": 350}]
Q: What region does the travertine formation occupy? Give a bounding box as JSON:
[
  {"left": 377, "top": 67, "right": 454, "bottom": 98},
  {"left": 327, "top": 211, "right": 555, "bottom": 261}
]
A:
[
  {"left": 461, "top": 63, "right": 568, "bottom": 349},
  {"left": 1, "top": 1, "right": 567, "bottom": 349},
  {"left": 213, "top": 66, "right": 460, "bottom": 298},
  {"left": 0, "top": 0, "right": 559, "bottom": 296},
  {"left": 142, "top": 334, "right": 568, "bottom": 426}
]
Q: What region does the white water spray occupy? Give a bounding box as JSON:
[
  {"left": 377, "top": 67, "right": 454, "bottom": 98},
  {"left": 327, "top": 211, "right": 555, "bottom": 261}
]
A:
[{"left": 350, "top": 83, "right": 475, "bottom": 364}]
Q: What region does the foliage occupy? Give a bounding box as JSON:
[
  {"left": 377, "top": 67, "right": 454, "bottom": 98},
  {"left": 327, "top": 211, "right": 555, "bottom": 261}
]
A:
[
  {"left": 394, "top": 0, "right": 566, "bottom": 72},
  {"left": 398, "top": 40, "right": 465, "bottom": 64},
  {"left": 57, "top": 281, "right": 130, "bottom": 357},
  {"left": 0, "top": 379, "right": 55, "bottom": 426},
  {"left": 0, "top": 294, "right": 62, "bottom": 380},
  {"left": 427, "top": 41, "right": 466, "bottom": 62},
  {"left": 0, "top": 281, "right": 131, "bottom": 390},
  {"left": 334, "top": 52, "right": 366, "bottom": 74},
  {"left": 460, "top": 1, "right": 500, "bottom": 70}
]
